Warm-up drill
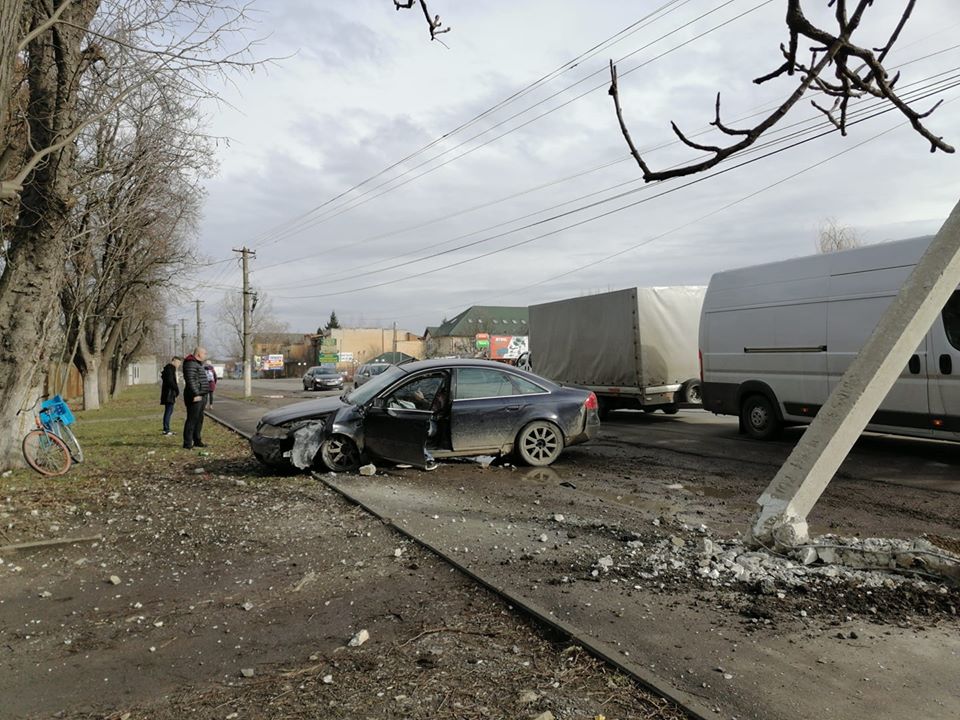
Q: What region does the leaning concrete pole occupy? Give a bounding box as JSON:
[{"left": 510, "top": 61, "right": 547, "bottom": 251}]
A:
[{"left": 751, "top": 198, "right": 960, "bottom": 546}]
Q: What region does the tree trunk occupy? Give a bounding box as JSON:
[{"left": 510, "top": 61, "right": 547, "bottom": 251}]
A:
[
  {"left": 0, "top": 0, "right": 25, "bottom": 129},
  {"left": 82, "top": 356, "right": 100, "bottom": 411},
  {"left": 0, "top": 0, "right": 101, "bottom": 469}
]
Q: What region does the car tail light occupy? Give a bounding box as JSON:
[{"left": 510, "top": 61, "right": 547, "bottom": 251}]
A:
[
  {"left": 699, "top": 349, "right": 703, "bottom": 382},
  {"left": 584, "top": 392, "right": 598, "bottom": 411}
]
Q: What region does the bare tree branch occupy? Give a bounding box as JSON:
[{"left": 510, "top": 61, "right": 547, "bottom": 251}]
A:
[
  {"left": 394, "top": 0, "right": 450, "bottom": 42},
  {"left": 610, "top": 0, "right": 954, "bottom": 183}
]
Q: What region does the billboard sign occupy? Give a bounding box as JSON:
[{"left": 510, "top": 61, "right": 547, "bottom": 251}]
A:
[
  {"left": 491, "top": 335, "right": 528, "bottom": 360},
  {"left": 263, "top": 354, "right": 284, "bottom": 371},
  {"left": 339, "top": 351, "right": 354, "bottom": 362},
  {"left": 475, "top": 332, "right": 490, "bottom": 349},
  {"left": 317, "top": 352, "right": 338, "bottom": 364}
]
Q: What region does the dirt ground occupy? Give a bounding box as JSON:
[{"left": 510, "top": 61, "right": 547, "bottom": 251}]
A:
[{"left": 0, "top": 389, "right": 687, "bottom": 720}]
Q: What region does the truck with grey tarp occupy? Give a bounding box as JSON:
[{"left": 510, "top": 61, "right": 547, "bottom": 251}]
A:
[{"left": 528, "top": 287, "right": 706, "bottom": 417}]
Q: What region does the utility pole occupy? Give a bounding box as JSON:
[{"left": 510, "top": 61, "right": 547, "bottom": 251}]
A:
[
  {"left": 180, "top": 318, "right": 187, "bottom": 357},
  {"left": 751, "top": 198, "right": 960, "bottom": 547},
  {"left": 195, "top": 299, "right": 202, "bottom": 349},
  {"left": 392, "top": 321, "right": 397, "bottom": 355},
  {"left": 171, "top": 324, "right": 177, "bottom": 357},
  {"left": 233, "top": 247, "right": 256, "bottom": 398}
]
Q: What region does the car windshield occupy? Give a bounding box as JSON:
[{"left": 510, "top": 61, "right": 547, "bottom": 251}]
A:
[
  {"left": 344, "top": 365, "right": 406, "bottom": 405},
  {"left": 317, "top": 368, "right": 338, "bottom": 376}
]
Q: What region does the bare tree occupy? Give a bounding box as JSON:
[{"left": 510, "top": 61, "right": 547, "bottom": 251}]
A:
[
  {"left": 0, "top": 1, "right": 269, "bottom": 467},
  {"left": 609, "top": 1, "right": 954, "bottom": 183},
  {"left": 60, "top": 60, "right": 208, "bottom": 409},
  {"left": 215, "top": 289, "right": 288, "bottom": 360},
  {"left": 816, "top": 217, "right": 861, "bottom": 254}
]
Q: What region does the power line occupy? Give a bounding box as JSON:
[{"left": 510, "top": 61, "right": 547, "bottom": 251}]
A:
[
  {"left": 261, "top": 73, "right": 960, "bottom": 299},
  {"left": 252, "top": 46, "right": 960, "bottom": 279},
  {"left": 266, "top": 79, "right": 960, "bottom": 301},
  {"left": 253, "top": 0, "right": 764, "bottom": 251},
  {"left": 244, "top": 0, "right": 695, "bottom": 250}
]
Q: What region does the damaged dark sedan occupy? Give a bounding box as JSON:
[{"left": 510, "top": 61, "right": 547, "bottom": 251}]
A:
[{"left": 250, "top": 358, "right": 599, "bottom": 472}]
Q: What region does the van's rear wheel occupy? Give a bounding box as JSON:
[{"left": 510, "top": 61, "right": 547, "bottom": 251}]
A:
[{"left": 741, "top": 394, "right": 781, "bottom": 440}]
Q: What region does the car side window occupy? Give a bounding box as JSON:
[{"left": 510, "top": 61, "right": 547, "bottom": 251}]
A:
[
  {"left": 455, "top": 368, "right": 545, "bottom": 399},
  {"left": 944, "top": 290, "right": 960, "bottom": 351},
  {"left": 387, "top": 374, "right": 444, "bottom": 411}
]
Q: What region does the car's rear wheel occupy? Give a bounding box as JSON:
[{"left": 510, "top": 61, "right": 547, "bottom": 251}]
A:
[
  {"left": 516, "top": 421, "right": 564, "bottom": 467},
  {"left": 320, "top": 434, "right": 361, "bottom": 472}
]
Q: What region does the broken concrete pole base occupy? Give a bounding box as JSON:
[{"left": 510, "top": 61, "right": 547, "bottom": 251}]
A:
[{"left": 747, "top": 496, "right": 809, "bottom": 550}]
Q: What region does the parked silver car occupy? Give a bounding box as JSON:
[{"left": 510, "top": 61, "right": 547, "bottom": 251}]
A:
[{"left": 353, "top": 362, "right": 391, "bottom": 387}]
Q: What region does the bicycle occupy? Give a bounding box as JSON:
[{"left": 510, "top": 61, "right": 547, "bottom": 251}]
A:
[
  {"left": 41, "top": 395, "right": 83, "bottom": 464},
  {"left": 20, "top": 395, "right": 82, "bottom": 476}
]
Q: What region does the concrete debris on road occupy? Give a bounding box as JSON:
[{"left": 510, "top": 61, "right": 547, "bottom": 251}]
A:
[
  {"left": 108, "top": 575, "right": 121, "bottom": 585},
  {"left": 240, "top": 668, "right": 254, "bottom": 678},
  {"left": 359, "top": 464, "right": 377, "bottom": 476},
  {"left": 348, "top": 629, "right": 370, "bottom": 647}
]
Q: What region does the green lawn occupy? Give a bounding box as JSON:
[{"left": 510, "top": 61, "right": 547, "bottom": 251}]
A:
[{"left": 2, "top": 384, "right": 256, "bottom": 499}]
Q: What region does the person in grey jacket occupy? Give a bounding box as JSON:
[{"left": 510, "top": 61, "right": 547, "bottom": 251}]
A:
[{"left": 181, "top": 347, "right": 211, "bottom": 449}]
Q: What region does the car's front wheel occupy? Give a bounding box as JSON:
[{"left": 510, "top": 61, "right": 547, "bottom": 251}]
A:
[
  {"left": 319, "top": 434, "right": 361, "bottom": 472},
  {"left": 516, "top": 421, "right": 564, "bottom": 467}
]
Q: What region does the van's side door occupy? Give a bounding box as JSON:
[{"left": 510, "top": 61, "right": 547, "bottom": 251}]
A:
[
  {"left": 928, "top": 289, "right": 960, "bottom": 438},
  {"left": 827, "top": 287, "right": 931, "bottom": 436}
]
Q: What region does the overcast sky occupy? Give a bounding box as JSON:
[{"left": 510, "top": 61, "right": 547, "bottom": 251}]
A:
[{"left": 176, "top": 0, "right": 960, "bottom": 353}]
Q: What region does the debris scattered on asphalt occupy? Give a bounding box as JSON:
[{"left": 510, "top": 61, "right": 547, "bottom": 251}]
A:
[
  {"left": 359, "top": 464, "right": 377, "bottom": 477},
  {"left": 348, "top": 629, "right": 370, "bottom": 647}
]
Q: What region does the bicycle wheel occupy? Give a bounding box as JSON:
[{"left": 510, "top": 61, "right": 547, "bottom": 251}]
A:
[
  {"left": 52, "top": 420, "right": 83, "bottom": 463},
  {"left": 22, "top": 430, "right": 72, "bottom": 476}
]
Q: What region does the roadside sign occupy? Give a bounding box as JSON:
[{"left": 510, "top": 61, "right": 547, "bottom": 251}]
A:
[
  {"left": 317, "top": 352, "right": 338, "bottom": 364},
  {"left": 264, "top": 354, "right": 284, "bottom": 371},
  {"left": 339, "top": 351, "right": 354, "bottom": 362},
  {"left": 475, "top": 332, "right": 490, "bottom": 349}
]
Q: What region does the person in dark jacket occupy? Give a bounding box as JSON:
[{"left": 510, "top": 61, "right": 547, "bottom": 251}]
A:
[
  {"left": 181, "top": 347, "right": 211, "bottom": 450},
  {"left": 160, "top": 356, "right": 182, "bottom": 435}
]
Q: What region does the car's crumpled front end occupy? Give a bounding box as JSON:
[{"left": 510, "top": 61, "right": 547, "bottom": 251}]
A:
[{"left": 250, "top": 396, "right": 350, "bottom": 469}]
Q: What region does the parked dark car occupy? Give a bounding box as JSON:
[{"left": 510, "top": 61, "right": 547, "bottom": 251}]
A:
[
  {"left": 251, "top": 359, "right": 599, "bottom": 471},
  {"left": 302, "top": 366, "right": 344, "bottom": 391},
  {"left": 353, "top": 362, "right": 391, "bottom": 387}
]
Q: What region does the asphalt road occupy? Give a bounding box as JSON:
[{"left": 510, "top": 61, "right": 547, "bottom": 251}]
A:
[{"left": 216, "top": 377, "right": 959, "bottom": 494}]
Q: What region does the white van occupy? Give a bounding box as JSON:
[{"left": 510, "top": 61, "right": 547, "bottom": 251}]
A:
[{"left": 699, "top": 236, "right": 960, "bottom": 441}]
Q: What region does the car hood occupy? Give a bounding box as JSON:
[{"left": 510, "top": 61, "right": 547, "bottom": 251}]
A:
[{"left": 259, "top": 396, "right": 348, "bottom": 426}]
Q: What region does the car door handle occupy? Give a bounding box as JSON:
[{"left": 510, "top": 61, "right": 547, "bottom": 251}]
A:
[
  {"left": 941, "top": 354, "right": 954, "bottom": 375},
  {"left": 908, "top": 354, "right": 921, "bottom": 375},
  {"left": 505, "top": 405, "right": 522, "bottom": 412}
]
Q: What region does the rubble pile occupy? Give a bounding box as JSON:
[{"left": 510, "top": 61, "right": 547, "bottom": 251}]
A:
[{"left": 583, "top": 521, "right": 960, "bottom": 621}]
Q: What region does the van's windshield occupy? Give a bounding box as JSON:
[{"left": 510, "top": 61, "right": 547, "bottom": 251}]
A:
[{"left": 943, "top": 290, "right": 960, "bottom": 351}]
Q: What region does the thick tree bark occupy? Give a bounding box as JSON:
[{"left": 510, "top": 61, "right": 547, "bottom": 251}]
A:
[
  {"left": 0, "top": 0, "right": 100, "bottom": 468},
  {"left": 0, "top": 0, "right": 26, "bottom": 132}
]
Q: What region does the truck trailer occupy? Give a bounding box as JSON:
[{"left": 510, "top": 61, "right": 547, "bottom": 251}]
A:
[{"left": 529, "top": 287, "right": 706, "bottom": 417}]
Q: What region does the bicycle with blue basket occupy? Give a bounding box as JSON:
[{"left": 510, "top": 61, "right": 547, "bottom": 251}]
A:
[{"left": 20, "top": 395, "right": 83, "bottom": 476}]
